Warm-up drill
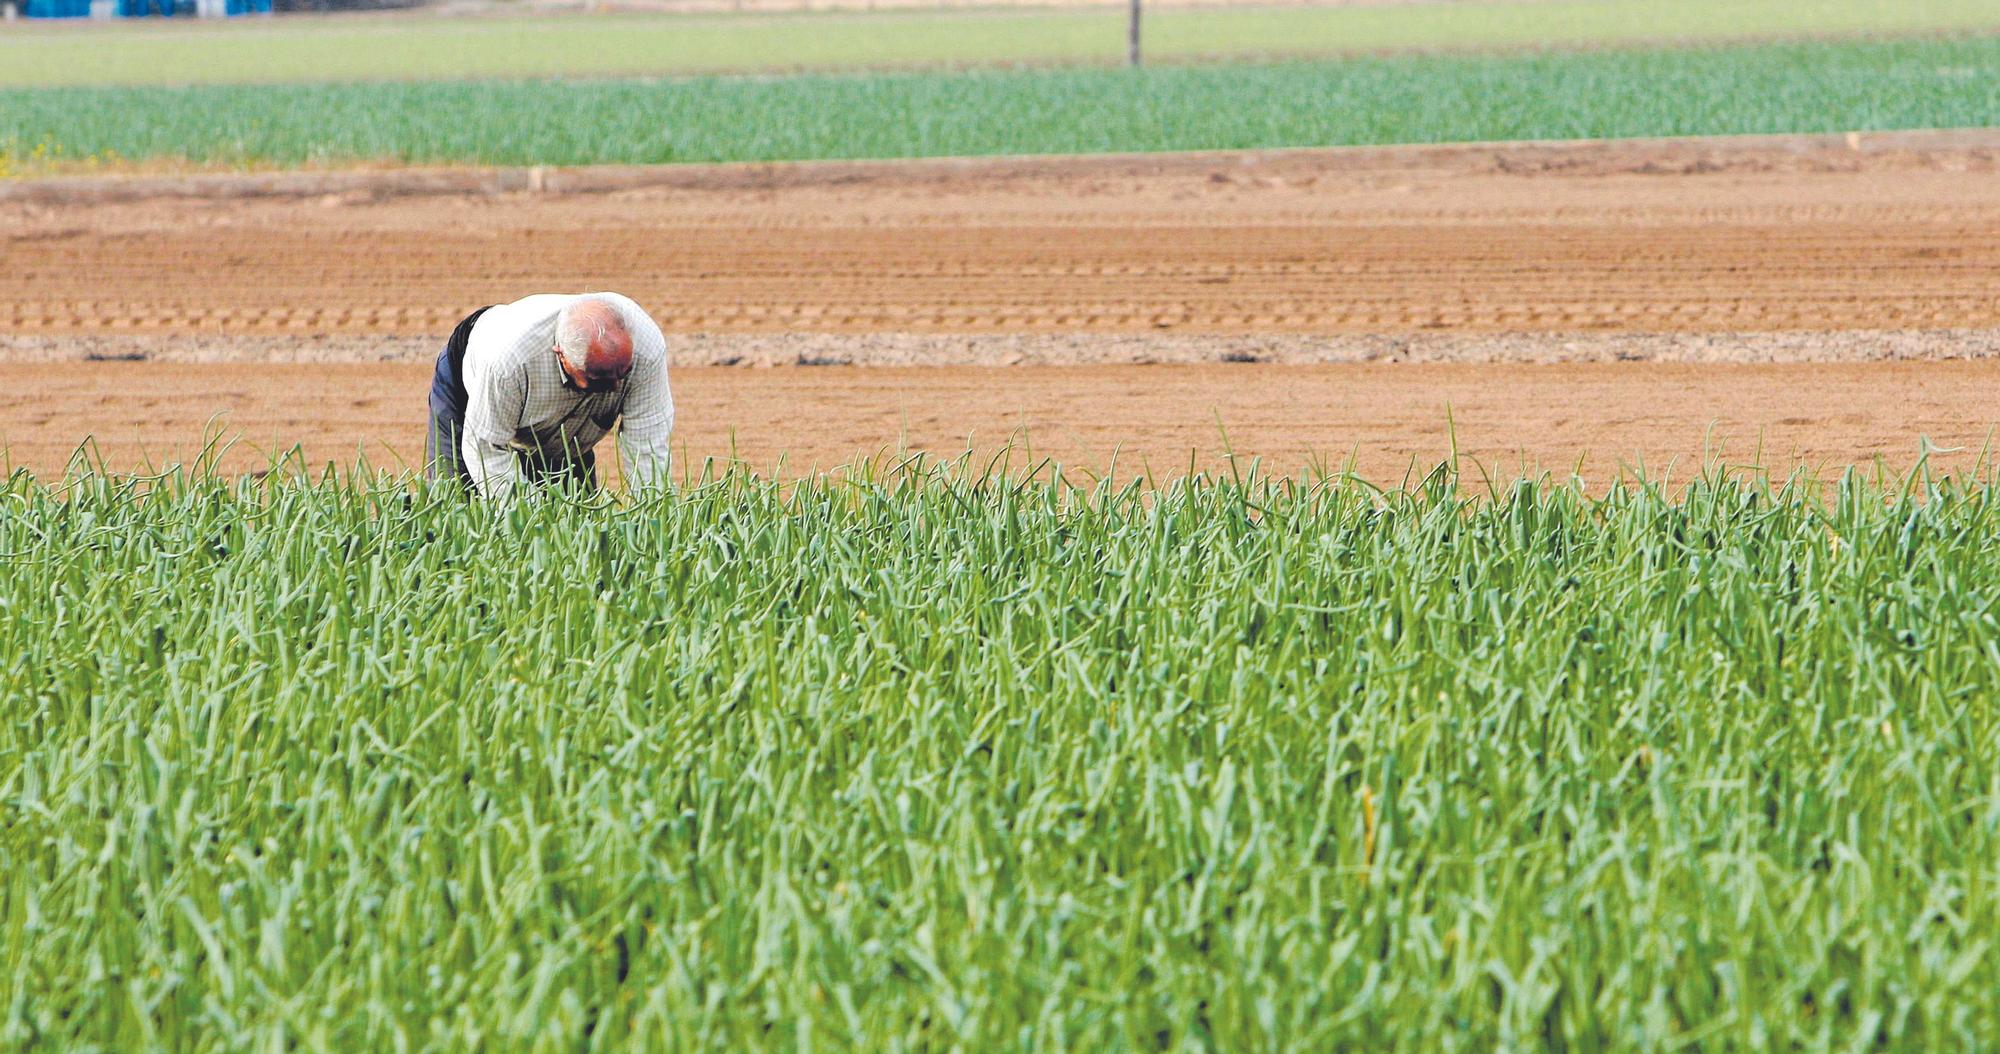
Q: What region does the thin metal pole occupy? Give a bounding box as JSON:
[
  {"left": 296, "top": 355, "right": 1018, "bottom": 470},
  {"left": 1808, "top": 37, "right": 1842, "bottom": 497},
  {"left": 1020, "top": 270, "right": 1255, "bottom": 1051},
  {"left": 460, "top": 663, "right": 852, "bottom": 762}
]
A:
[{"left": 1127, "top": 0, "right": 1141, "bottom": 67}]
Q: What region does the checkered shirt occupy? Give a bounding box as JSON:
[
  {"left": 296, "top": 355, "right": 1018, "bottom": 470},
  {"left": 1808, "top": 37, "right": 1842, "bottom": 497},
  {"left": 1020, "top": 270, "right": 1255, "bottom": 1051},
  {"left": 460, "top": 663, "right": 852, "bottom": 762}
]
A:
[{"left": 460, "top": 292, "right": 674, "bottom": 499}]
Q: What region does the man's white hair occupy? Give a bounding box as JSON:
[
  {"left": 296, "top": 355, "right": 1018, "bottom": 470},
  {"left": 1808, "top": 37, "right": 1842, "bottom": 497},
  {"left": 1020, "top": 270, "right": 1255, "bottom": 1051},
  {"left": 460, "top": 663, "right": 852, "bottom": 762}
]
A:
[{"left": 555, "top": 296, "right": 628, "bottom": 372}]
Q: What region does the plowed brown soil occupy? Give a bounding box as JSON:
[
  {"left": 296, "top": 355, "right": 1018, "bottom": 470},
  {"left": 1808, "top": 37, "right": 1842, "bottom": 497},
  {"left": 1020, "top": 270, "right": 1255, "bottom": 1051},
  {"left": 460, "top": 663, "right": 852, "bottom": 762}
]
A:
[
  {"left": 4, "top": 134, "right": 1998, "bottom": 481},
  {"left": 6, "top": 362, "right": 1993, "bottom": 484},
  {"left": 11, "top": 134, "right": 2000, "bottom": 340}
]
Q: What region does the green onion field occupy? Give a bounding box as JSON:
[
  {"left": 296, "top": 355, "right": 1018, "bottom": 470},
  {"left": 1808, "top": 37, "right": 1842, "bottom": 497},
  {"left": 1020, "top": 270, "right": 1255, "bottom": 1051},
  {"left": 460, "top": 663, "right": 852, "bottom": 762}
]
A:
[
  {"left": 7, "top": 36, "right": 2000, "bottom": 170},
  {"left": 3, "top": 461, "right": 1998, "bottom": 1049}
]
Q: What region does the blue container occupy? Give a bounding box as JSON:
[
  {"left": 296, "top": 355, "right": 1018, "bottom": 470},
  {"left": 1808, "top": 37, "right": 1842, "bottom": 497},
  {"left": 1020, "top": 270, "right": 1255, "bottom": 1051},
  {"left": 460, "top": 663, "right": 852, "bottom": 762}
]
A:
[
  {"left": 24, "top": 0, "right": 92, "bottom": 17},
  {"left": 25, "top": 0, "right": 265, "bottom": 17}
]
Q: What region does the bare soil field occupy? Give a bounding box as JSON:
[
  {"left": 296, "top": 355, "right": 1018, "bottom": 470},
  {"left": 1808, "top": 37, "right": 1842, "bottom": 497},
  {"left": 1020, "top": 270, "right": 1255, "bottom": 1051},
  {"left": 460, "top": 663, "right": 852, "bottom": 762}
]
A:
[
  {"left": 7, "top": 362, "right": 1994, "bottom": 485},
  {"left": 4, "top": 133, "right": 1998, "bottom": 481}
]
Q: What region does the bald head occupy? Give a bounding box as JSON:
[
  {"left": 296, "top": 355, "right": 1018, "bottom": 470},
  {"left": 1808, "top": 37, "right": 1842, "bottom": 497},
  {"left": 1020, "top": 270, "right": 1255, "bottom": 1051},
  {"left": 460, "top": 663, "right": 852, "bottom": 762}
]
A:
[{"left": 555, "top": 297, "right": 635, "bottom": 384}]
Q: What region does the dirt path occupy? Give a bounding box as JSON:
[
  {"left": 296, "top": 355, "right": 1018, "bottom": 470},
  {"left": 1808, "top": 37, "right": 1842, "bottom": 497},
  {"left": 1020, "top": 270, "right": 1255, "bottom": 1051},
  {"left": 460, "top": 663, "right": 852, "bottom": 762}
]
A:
[{"left": 7, "top": 362, "right": 1992, "bottom": 484}]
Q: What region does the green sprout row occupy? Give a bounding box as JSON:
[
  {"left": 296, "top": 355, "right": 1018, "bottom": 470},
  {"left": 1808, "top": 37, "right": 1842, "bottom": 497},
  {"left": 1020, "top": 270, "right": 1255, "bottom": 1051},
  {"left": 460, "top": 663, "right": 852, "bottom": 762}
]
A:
[
  {"left": 6, "top": 36, "right": 2000, "bottom": 171},
  {"left": 3, "top": 455, "right": 1998, "bottom": 1050}
]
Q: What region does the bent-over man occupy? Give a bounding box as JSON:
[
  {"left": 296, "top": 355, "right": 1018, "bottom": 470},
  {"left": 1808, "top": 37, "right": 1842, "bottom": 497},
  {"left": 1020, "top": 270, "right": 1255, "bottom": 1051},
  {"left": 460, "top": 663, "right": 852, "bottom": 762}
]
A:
[{"left": 426, "top": 292, "right": 674, "bottom": 499}]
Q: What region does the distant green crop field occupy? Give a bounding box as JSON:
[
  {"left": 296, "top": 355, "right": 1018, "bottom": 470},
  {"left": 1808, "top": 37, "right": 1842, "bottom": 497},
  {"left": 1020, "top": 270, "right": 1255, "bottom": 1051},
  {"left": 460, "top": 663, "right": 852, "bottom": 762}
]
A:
[
  {"left": 2, "top": 0, "right": 2000, "bottom": 87},
  {"left": 3, "top": 461, "right": 1999, "bottom": 1049},
  {"left": 5, "top": 36, "right": 2000, "bottom": 171}
]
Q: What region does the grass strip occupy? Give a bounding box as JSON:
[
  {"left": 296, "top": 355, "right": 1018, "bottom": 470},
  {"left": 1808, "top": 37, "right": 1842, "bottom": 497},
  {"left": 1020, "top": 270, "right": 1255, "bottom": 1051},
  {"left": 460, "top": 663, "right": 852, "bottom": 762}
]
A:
[
  {"left": 5, "top": 0, "right": 2000, "bottom": 87},
  {"left": 2, "top": 456, "right": 1997, "bottom": 1048},
  {"left": 4, "top": 36, "right": 2000, "bottom": 171}
]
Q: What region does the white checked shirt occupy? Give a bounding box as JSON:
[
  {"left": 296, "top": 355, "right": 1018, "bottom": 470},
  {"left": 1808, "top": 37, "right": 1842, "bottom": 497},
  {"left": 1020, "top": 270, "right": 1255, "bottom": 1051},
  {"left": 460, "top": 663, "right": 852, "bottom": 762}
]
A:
[{"left": 460, "top": 292, "right": 674, "bottom": 499}]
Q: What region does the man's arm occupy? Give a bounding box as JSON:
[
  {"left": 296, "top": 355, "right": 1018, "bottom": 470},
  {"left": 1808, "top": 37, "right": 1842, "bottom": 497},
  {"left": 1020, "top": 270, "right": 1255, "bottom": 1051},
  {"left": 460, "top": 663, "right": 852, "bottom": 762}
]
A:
[
  {"left": 460, "top": 358, "right": 528, "bottom": 500},
  {"left": 616, "top": 351, "right": 675, "bottom": 493}
]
